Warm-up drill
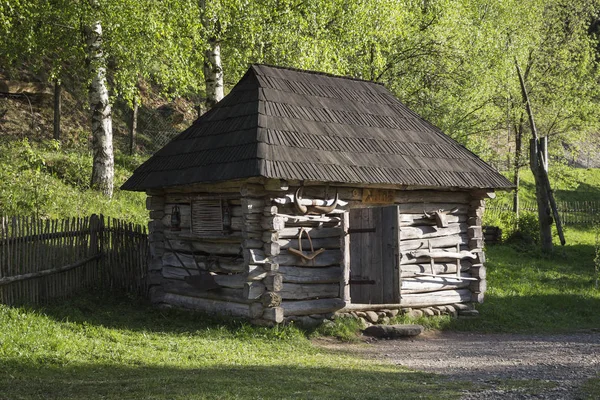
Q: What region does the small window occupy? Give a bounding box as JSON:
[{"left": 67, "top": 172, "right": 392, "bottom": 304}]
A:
[{"left": 191, "top": 198, "right": 225, "bottom": 236}]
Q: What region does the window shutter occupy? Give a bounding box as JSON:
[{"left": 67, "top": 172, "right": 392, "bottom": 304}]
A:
[{"left": 191, "top": 198, "right": 223, "bottom": 235}]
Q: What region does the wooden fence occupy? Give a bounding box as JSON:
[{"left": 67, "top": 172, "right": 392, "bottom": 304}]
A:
[
  {"left": 487, "top": 201, "right": 600, "bottom": 226},
  {"left": 0, "top": 214, "right": 148, "bottom": 306}
]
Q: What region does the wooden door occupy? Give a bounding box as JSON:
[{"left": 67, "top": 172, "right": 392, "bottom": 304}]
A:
[{"left": 349, "top": 206, "right": 400, "bottom": 304}]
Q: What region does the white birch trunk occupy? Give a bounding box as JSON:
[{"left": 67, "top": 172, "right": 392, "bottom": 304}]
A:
[
  {"left": 86, "top": 18, "right": 114, "bottom": 198},
  {"left": 200, "top": 0, "right": 224, "bottom": 110},
  {"left": 204, "top": 41, "right": 224, "bottom": 109}
]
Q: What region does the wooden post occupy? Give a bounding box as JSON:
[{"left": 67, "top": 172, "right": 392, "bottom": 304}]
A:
[
  {"left": 129, "top": 97, "right": 138, "bottom": 155},
  {"left": 53, "top": 81, "right": 61, "bottom": 141}
]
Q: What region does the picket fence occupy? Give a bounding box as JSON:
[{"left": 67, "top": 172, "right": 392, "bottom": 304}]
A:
[
  {"left": 0, "top": 214, "right": 147, "bottom": 306},
  {"left": 487, "top": 201, "right": 600, "bottom": 226}
]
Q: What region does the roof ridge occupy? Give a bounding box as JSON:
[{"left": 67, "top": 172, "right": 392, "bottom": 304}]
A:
[{"left": 250, "top": 64, "right": 386, "bottom": 86}]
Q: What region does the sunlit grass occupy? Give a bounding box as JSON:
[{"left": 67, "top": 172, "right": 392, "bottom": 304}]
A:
[{"left": 0, "top": 295, "right": 463, "bottom": 400}]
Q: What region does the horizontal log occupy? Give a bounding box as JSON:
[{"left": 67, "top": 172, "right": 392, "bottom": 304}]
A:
[
  {"left": 399, "top": 214, "right": 467, "bottom": 227},
  {"left": 264, "top": 179, "right": 289, "bottom": 192},
  {"left": 340, "top": 303, "right": 401, "bottom": 312},
  {"left": 275, "top": 250, "right": 342, "bottom": 267},
  {"left": 162, "top": 252, "right": 245, "bottom": 273},
  {"left": 240, "top": 184, "right": 266, "bottom": 197},
  {"left": 401, "top": 273, "right": 472, "bottom": 294},
  {"left": 161, "top": 292, "right": 250, "bottom": 317},
  {"left": 163, "top": 236, "right": 242, "bottom": 256},
  {"left": 279, "top": 266, "right": 342, "bottom": 284},
  {"left": 400, "top": 223, "right": 467, "bottom": 240},
  {"left": 400, "top": 288, "right": 471, "bottom": 307},
  {"left": 162, "top": 266, "right": 247, "bottom": 289},
  {"left": 395, "top": 190, "right": 470, "bottom": 204},
  {"left": 0, "top": 255, "right": 100, "bottom": 286},
  {"left": 408, "top": 249, "right": 476, "bottom": 261},
  {"left": 280, "top": 283, "right": 340, "bottom": 300},
  {"left": 282, "top": 298, "right": 345, "bottom": 316},
  {"left": 400, "top": 234, "right": 468, "bottom": 252},
  {"left": 279, "top": 214, "right": 342, "bottom": 225},
  {"left": 279, "top": 227, "right": 343, "bottom": 239},
  {"left": 243, "top": 239, "right": 264, "bottom": 249},
  {"left": 277, "top": 237, "right": 340, "bottom": 250},
  {"left": 399, "top": 203, "right": 468, "bottom": 215},
  {"left": 161, "top": 278, "right": 250, "bottom": 303},
  {"left": 401, "top": 261, "right": 471, "bottom": 277},
  {"left": 272, "top": 193, "right": 349, "bottom": 207}
]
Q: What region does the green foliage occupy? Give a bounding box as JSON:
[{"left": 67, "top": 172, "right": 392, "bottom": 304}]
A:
[{"left": 0, "top": 139, "right": 147, "bottom": 224}]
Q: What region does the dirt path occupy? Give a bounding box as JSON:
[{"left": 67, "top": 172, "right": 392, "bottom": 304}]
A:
[{"left": 316, "top": 331, "right": 600, "bottom": 399}]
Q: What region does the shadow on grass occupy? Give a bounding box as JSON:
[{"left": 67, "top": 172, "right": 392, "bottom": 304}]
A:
[
  {"left": 28, "top": 293, "right": 257, "bottom": 336},
  {"left": 0, "top": 359, "right": 462, "bottom": 400}
]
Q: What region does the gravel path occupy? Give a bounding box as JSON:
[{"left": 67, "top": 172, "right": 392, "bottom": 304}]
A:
[{"left": 317, "top": 331, "right": 600, "bottom": 399}]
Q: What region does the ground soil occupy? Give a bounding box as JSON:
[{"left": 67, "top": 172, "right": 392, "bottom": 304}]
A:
[{"left": 315, "top": 330, "right": 600, "bottom": 399}]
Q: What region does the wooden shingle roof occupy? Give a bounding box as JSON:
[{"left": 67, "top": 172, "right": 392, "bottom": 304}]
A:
[{"left": 122, "top": 64, "right": 513, "bottom": 191}]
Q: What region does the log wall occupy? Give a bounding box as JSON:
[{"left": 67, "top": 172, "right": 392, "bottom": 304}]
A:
[
  {"left": 145, "top": 180, "right": 489, "bottom": 324},
  {"left": 398, "top": 190, "right": 486, "bottom": 308}
]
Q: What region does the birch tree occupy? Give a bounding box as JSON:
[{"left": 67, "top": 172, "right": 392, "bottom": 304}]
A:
[{"left": 85, "top": 2, "right": 114, "bottom": 197}]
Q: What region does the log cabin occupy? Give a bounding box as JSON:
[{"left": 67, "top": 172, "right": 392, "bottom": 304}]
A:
[{"left": 122, "top": 64, "right": 513, "bottom": 325}]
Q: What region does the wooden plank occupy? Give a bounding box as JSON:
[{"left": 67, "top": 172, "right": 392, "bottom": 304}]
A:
[
  {"left": 349, "top": 208, "right": 363, "bottom": 302},
  {"left": 381, "top": 206, "right": 399, "bottom": 303},
  {"left": 340, "top": 211, "right": 351, "bottom": 302},
  {"left": 367, "top": 207, "right": 383, "bottom": 304},
  {"left": 281, "top": 298, "right": 345, "bottom": 316},
  {"left": 400, "top": 288, "right": 471, "bottom": 307}
]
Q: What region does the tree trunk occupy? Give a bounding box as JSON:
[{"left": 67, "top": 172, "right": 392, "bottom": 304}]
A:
[
  {"left": 512, "top": 119, "right": 524, "bottom": 220},
  {"left": 129, "top": 97, "right": 138, "bottom": 155},
  {"left": 516, "top": 60, "right": 552, "bottom": 251},
  {"left": 203, "top": 39, "right": 223, "bottom": 109},
  {"left": 200, "top": 0, "right": 223, "bottom": 110},
  {"left": 530, "top": 139, "right": 553, "bottom": 250},
  {"left": 85, "top": 18, "right": 114, "bottom": 198},
  {"left": 53, "top": 80, "right": 61, "bottom": 141}
]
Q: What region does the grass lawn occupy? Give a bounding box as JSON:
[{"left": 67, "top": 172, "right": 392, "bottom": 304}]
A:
[{"left": 0, "top": 295, "right": 466, "bottom": 400}]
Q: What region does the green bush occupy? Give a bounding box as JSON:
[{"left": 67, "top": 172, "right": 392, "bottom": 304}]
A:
[{"left": 0, "top": 139, "right": 148, "bottom": 224}]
